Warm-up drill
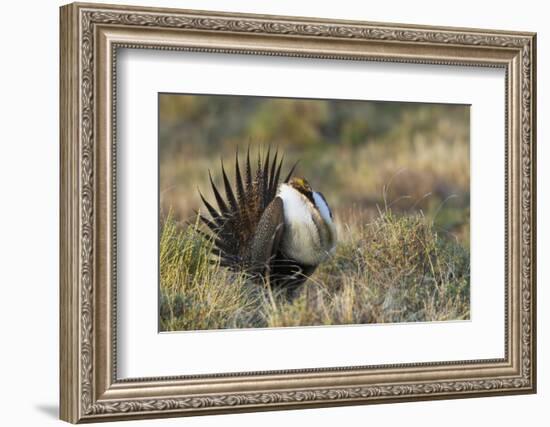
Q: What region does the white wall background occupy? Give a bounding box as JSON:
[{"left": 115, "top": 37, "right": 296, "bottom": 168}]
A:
[{"left": 0, "top": 0, "right": 545, "bottom": 426}]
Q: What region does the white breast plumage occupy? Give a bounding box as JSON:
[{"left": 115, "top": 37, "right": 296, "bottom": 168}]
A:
[{"left": 276, "top": 184, "right": 336, "bottom": 266}]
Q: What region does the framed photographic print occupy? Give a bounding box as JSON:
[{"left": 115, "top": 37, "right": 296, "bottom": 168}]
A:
[{"left": 59, "top": 2, "right": 537, "bottom": 423}]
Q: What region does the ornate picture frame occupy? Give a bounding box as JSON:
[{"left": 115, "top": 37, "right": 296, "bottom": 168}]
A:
[{"left": 60, "top": 2, "right": 536, "bottom": 423}]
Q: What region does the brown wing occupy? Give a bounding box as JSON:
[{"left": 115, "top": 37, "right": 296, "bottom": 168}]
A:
[
  {"left": 197, "top": 147, "right": 297, "bottom": 270},
  {"left": 249, "top": 196, "right": 285, "bottom": 275}
]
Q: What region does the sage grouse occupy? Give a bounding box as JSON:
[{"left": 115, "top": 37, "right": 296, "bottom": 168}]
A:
[{"left": 197, "top": 147, "right": 337, "bottom": 297}]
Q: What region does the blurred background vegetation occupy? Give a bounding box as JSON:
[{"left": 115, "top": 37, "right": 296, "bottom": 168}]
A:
[
  {"left": 159, "top": 94, "right": 470, "bottom": 330},
  {"left": 159, "top": 94, "right": 470, "bottom": 248}
]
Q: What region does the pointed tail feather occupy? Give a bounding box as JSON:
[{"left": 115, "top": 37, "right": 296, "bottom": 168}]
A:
[
  {"left": 284, "top": 160, "right": 299, "bottom": 183},
  {"left": 221, "top": 160, "right": 238, "bottom": 213},
  {"left": 197, "top": 146, "right": 299, "bottom": 274}
]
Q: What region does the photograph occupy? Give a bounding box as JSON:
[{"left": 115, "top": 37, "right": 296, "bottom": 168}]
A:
[{"left": 158, "top": 94, "right": 471, "bottom": 332}]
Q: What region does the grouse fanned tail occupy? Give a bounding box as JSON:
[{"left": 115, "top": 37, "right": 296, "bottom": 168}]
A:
[{"left": 197, "top": 146, "right": 336, "bottom": 297}]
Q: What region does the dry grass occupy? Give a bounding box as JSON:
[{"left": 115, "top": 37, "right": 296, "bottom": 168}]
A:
[
  {"left": 159, "top": 207, "right": 470, "bottom": 331},
  {"left": 159, "top": 216, "right": 261, "bottom": 331}
]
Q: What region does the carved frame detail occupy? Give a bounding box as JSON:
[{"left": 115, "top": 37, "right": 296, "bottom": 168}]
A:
[{"left": 60, "top": 2, "right": 536, "bottom": 423}]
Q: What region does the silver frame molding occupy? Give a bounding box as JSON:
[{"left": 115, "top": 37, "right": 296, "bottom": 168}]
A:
[{"left": 60, "top": 2, "right": 537, "bottom": 423}]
